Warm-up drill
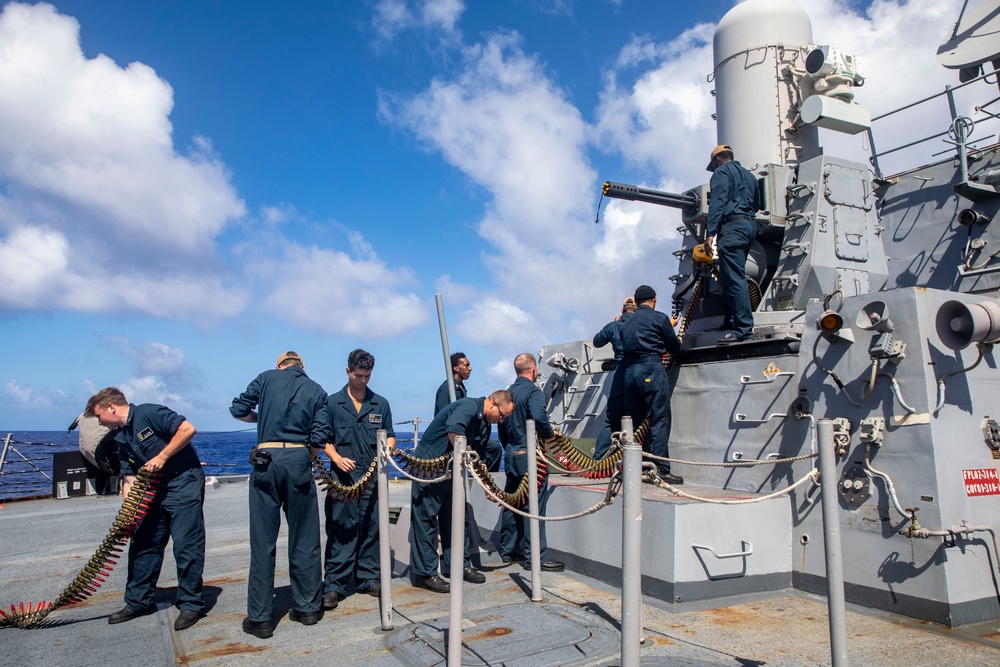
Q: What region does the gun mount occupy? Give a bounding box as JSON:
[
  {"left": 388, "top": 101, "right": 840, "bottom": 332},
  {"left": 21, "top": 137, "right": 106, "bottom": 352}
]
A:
[{"left": 601, "top": 181, "right": 708, "bottom": 242}]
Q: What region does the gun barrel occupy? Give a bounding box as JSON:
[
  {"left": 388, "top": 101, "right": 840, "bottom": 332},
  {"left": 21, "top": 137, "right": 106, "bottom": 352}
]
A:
[{"left": 602, "top": 182, "right": 698, "bottom": 210}]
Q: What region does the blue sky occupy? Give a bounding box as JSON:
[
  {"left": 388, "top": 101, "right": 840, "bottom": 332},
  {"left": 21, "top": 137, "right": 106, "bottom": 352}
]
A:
[{"left": 0, "top": 0, "right": 973, "bottom": 430}]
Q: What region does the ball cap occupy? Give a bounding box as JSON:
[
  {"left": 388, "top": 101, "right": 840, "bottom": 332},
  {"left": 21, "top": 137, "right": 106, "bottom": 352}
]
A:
[
  {"left": 634, "top": 284, "right": 656, "bottom": 302},
  {"left": 706, "top": 144, "right": 733, "bottom": 171},
  {"left": 277, "top": 350, "right": 303, "bottom": 366}
]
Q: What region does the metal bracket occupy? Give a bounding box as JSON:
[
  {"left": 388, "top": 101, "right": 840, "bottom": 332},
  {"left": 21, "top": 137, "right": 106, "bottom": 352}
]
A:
[
  {"left": 740, "top": 371, "right": 795, "bottom": 385},
  {"left": 735, "top": 412, "right": 789, "bottom": 425},
  {"left": 782, "top": 241, "right": 810, "bottom": 256},
  {"left": 730, "top": 452, "right": 781, "bottom": 462},
  {"left": 691, "top": 540, "right": 753, "bottom": 559}
]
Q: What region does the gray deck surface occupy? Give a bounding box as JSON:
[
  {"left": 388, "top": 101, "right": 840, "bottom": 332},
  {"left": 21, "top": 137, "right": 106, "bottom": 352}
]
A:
[{"left": 2, "top": 477, "right": 999, "bottom": 666}]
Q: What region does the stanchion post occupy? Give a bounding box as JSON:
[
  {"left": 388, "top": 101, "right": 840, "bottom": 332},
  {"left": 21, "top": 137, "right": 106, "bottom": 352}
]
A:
[
  {"left": 620, "top": 416, "right": 641, "bottom": 667},
  {"left": 447, "top": 435, "right": 467, "bottom": 666},
  {"left": 817, "top": 419, "right": 850, "bottom": 667},
  {"left": 526, "top": 419, "right": 542, "bottom": 601},
  {"left": 0, "top": 433, "right": 12, "bottom": 478},
  {"left": 435, "top": 295, "right": 457, "bottom": 405},
  {"left": 376, "top": 430, "right": 394, "bottom": 631}
]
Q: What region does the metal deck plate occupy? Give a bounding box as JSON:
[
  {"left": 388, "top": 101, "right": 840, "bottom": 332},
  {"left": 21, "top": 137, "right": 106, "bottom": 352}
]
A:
[{"left": 386, "top": 602, "right": 619, "bottom": 666}]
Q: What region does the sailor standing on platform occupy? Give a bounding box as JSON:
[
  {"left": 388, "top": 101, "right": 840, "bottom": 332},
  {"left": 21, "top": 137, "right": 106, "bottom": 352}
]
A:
[
  {"left": 704, "top": 144, "right": 760, "bottom": 344},
  {"left": 409, "top": 390, "right": 514, "bottom": 593},
  {"left": 622, "top": 285, "right": 684, "bottom": 484},
  {"left": 498, "top": 353, "right": 564, "bottom": 572},
  {"left": 321, "top": 349, "right": 395, "bottom": 608},
  {"left": 87, "top": 387, "right": 206, "bottom": 632},
  {"left": 231, "top": 351, "right": 331, "bottom": 639}
]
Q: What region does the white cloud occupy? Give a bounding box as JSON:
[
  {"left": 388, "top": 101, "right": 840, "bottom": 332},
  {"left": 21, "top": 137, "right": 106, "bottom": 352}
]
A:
[
  {"left": 252, "top": 239, "right": 430, "bottom": 338},
  {"left": 109, "top": 337, "right": 190, "bottom": 379},
  {"left": 118, "top": 375, "right": 192, "bottom": 414},
  {"left": 4, "top": 379, "right": 52, "bottom": 409},
  {"left": 0, "top": 225, "right": 70, "bottom": 307},
  {"left": 0, "top": 2, "right": 247, "bottom": 322},
  {"left": 373, "top": 0, "right": 464, "bottom": 41},
  {"left": 383, "top": 30, "right": 683, "bottom": 348}
]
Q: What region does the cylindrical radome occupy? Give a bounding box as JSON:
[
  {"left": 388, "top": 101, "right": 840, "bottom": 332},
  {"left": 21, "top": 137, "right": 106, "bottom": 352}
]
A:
[{"left": 713, "top": 0, "right": 819, "bottom": 168}]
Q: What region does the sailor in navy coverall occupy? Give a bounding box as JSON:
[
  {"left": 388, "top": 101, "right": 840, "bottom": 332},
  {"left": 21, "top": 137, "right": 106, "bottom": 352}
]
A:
[
  {"left": 592, "top": 297, "right": 637, "bottom": 459},
  {"left": 434, "top": 351, "right": 470, "bottom": 415},
  {"left": 705, "top": 144, "right": 760, "bottom": 343},
  {"left": 434, "top": 352, "right": 501, "bottom": 471},
  {"left": 409, "top": 391, "right": 513, "bottom": 592},
  {"left": 321, "top": 349, "right": 394, "bottom": 604},
  {"left": 87, "top": 387, "right": 205, "bottom": 631},
  {"left": 498, "top": 353, "right": 563, "bottom": 571},
  {"left": 231, "top": 351, "right": 331, "bottom": 636},
  {"left": 622, "top": 285, "right": 683, "bottom": 484}
]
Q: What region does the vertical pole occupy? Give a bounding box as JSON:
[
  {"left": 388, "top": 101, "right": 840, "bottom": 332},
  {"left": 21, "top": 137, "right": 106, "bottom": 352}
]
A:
[
  {"left": 436, "top": 295, "right": 457, "bottom": 404},
  {"left": 620, "top": 416, "right": 642, "bottom": 667},
  {"left": 447, "top": 435, "right": 467, "bottom": 667},
  {"left": 0, "top": 433, "right": 12, "bottom": 478},
  {"left": 376, "top": 429, "right": 394, "bottom": 631},
  {"left": 526, "top": 419, "right": 542, "bottom": 601},
  {"left": 817, "top": 419, "right": 850, "bottom": 667}
]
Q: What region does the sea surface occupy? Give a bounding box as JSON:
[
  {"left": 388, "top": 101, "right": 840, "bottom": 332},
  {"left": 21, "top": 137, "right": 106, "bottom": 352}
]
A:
[{"left": 0, "top": 429, "right": 421, "bottom": 501}]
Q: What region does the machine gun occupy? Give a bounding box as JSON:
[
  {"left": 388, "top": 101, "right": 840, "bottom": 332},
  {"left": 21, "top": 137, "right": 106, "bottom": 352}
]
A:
[{"left": 600, "top": 181, "right": 708, "bottom": 243}]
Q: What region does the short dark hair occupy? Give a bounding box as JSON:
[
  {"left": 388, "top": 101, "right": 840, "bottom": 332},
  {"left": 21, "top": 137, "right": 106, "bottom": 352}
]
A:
[
  {"left": 450, "top": 352, "right": 467, "bottom": 368},
  {"left": 348, "top": 348, "right": 375, "bottom": 371},
  {"left": 85, "top": 387, "right": 127, "bottom": 417}
]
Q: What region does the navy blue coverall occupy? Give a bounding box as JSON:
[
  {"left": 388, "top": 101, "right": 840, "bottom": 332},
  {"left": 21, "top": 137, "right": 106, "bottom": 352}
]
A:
[
  {"left": 409, "top": 397, "right": 491, "bottom": 580},
  {"left": 231, "top": 366, "right": 331, "bottom": 622},
  {"left": 622, "top": 305, "right": 682, "bottom": 477},
  {"left": 323, "top": 385, "right": 394, "bottom": 597},
  {"left": 435, "top": 378, "right": 500, "bottom": 471},
  {"left": 434, "top": 378, "right": 466, "bottom": 416},
  {"left": 592, "top": 311, "right": 632, "bottom": 459},
  {"left": 707, "top": 159, "right": 760, "bottom": 340},
  {"left": 116, "top": 403, "right": 205, "bottom": 614},
  {"left": 498, "top": 376, "right": 555, "bottom": 566}
]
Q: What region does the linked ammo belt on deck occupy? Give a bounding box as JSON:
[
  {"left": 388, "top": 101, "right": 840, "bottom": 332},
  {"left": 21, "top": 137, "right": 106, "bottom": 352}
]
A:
[{"left": 257, "top": 441, "right": 308, "bottom": 449}]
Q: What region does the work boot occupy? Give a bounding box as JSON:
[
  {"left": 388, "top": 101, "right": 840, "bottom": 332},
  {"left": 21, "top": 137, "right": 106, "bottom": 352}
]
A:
[
  {"left": 288, "top": 609, "right": 321, "bottom": 625},
  {"left": 462, "top": 567, "right": 486, "bottom": 584},
  {"left": 173, "top": 610, "right": 202, "bottom": 631},
  {"left": 365, "top": 581, "right": 382, "bottom": 598},
  {"left": 322, "top": 591, "right": 344, "bottom": 610},
  {"left": 414, "top": 575, "right": 450, "bottom": 593},
  {"left": 242, "top": 617, "right": 274, "bottom": 639},
  {"left": 107, "top": 605, "right": 155, "bottom": 625}
]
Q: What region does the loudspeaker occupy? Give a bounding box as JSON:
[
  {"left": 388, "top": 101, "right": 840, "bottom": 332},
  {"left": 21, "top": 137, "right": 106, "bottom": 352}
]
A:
[
  {"left": 855, "top": 300, "right": 894, "bottom": 333},
  {"left": 935, "top": 299, "right": 1000, "bottom": 350}
]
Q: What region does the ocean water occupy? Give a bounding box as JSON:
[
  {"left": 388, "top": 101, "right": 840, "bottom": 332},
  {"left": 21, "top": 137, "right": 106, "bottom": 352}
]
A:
[{"left": 0, "top": 429, "right": 420, "bottom": 501}]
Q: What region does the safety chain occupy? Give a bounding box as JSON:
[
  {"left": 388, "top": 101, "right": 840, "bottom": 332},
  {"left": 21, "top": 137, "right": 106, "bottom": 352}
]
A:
[
  {"left": 384, "top": 447, "right": 452, "bottom": 484},
  {"left": 466, "top": 453, "right": 621, "bottom": 521},
  {"left": 467, "top": 452, "right": 547, "bottom": 508},
  {"left": 313, "top": 456, "right": 379, "bottom": 502},
  {"left": 0, "top": 468, "right": 162, "bottom": 629},
  {"left": 647, "top": 468, "right": 820, "bottom": 505},
  {"left": 641, "top": 451, "right": 818, "bottom": 467}
]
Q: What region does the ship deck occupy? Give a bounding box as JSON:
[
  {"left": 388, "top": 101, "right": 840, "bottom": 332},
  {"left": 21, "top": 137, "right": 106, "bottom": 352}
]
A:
[{"left": 2, "top": 476, "right": 999, "bottom": 666}]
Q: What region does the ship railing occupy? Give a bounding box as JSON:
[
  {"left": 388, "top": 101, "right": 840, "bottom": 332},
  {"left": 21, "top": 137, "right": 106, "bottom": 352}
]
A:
[{"left": 867, "top": 68, "right": 1000, "bottom": 181}]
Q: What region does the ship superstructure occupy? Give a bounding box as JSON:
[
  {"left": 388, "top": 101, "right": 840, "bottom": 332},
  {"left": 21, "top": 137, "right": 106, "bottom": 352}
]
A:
[{"left": 537, "top": 0, "right": 1000, "bottom": 627}]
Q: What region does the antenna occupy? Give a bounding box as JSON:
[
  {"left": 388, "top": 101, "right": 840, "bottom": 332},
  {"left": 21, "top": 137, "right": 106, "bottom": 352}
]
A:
[{"left": 936, "top": 0, "right": 1000, "bottom": 71}]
